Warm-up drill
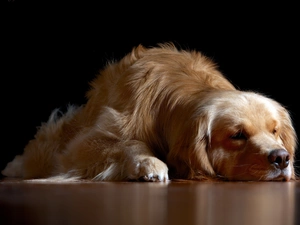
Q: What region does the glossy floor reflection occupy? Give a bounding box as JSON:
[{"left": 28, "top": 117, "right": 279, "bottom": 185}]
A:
[{"left": 0, "top": 179, "right": 299, "bottom": 225}]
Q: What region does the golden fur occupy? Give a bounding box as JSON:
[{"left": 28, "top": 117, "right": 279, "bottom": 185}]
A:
[{"left": 2, "top": 43, "right": 298, "bottom": 182}]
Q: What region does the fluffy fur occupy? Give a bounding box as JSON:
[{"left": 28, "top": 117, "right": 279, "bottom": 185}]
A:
[{"left": 2, "top": 43, "right": 298, "bottom": 182}]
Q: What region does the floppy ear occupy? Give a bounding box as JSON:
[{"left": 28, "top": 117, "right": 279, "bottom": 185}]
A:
[
  {"left": 191, "top": 114, "right": 216, "bottom": 179},
  {"left": 278, "top": 107, "right": 298, "bottom": 172},
  {"left": 167, "top": 112, "right": 216, "bottom": 180}
]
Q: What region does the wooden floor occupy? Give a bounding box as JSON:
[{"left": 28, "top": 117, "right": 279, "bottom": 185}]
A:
[{"left": 0, "top": 178, "right": 299, "bottom": 225}]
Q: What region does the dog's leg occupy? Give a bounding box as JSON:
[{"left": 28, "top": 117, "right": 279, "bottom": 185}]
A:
[
  {"left": 57, "top": 131, "right": 169, "bottom": 182},
  {"left": 94, "top": 140, "right": 169, "bottom": 182}
]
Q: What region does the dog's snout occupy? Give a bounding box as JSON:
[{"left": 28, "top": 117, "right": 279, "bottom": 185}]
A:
[{"left": 268, "top": 149, "right": 290, "bottom": 170}]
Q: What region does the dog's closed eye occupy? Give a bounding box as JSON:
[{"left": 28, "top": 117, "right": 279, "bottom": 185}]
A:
[{"left": 230, "top": 131, "right": 247, "bottom": 140}]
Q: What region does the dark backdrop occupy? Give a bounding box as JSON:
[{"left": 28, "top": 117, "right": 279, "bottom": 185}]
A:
[{"left": 2, "top": 2, "right": 299, "bottom": 176}]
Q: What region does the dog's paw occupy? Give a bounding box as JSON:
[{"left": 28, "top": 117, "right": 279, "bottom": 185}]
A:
[
  {"left": 1, "top": 155, "right": 24, "bottom": 178},
  {"left": 127, "top": 157, "right": 169, "bottom": 182}
]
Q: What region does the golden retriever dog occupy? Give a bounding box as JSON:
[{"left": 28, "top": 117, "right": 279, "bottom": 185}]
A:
[{"left": 2, "top": 43, "right": 298, "bottom": 182}]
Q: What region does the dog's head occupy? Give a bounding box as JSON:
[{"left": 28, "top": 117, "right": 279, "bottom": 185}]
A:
[{"left": 167, "top": 90, "right": 297, "bottom": 181}]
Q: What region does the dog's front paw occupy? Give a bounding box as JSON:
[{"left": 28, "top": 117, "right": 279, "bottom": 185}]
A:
[{"left": 127, "top": 157, "right": 169, "bottom": 182}]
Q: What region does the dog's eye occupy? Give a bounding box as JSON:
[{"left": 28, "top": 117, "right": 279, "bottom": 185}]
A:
[
  {"left": 273, "top": 128, "right": 277, "bottom": 135},
  {"left": 230, "top": 131, "right": 246, "bottom": 140}
]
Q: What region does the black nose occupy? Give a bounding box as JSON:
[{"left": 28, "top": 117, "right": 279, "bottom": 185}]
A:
[{"left": 268, "top": 149, "right": 290, "bottom": 170}]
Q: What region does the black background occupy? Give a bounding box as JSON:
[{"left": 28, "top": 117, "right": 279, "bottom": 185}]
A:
[{"left": 2, "top": 2, "right": 299, "bottom": 176}]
